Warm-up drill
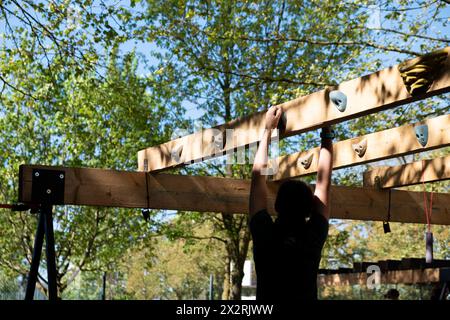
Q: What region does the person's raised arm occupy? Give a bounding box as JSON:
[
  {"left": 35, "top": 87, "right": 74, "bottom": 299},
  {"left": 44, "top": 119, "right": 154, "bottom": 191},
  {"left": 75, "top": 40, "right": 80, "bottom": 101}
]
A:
[
  {"left": 249, "top": 106, "right": 282, "bottom": 218},
  {"left": 313, "top": 126, "right": 333, "bottom": 220}
]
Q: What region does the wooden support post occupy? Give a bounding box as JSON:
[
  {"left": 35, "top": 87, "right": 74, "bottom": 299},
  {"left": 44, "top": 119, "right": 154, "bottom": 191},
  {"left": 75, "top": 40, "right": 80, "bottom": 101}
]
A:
[
  {"left": 19, "top": 165, "right": 450, "bottom": 225},
  {"left": 363, "top": 155, "right": 450, "bottom": 189},
  {"left": 138, "top": 47, "right": 450, "bottom": 172},
  {"left": 271, "top": 114, "right": 450, "bottom": 181}
]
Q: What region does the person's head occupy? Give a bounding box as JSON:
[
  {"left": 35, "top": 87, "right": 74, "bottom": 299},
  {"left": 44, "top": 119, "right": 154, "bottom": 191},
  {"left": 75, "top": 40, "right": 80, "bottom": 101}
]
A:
[
  {"left": 384, "top": 289, "right": 400, "bottom": 300},
  {"left": 275, "top": 180, "right": 313, "bottom": 226}
]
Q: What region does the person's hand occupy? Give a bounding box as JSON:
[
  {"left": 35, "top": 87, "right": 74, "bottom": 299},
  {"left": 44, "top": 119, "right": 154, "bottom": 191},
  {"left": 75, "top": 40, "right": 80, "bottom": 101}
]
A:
[{"left": 265, "top": 105, "right": 282, "bottom": 130}]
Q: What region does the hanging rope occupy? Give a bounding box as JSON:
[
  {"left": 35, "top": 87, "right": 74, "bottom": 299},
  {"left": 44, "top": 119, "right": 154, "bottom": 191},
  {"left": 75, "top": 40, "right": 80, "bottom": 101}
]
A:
[
  {"left": 421, "top": 160, "right": 433, "bottom": 232},
  {"left": 383, "top": 189, "right": 392, "bottom": 233},
  {"left": 141, "top": 171, "right": 151, "bottom": 222}
]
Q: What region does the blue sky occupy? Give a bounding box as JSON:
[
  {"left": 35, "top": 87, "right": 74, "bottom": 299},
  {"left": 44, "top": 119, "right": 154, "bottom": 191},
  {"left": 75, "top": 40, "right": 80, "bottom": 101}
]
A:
[
  {"left": 112, "top": 1, "right": 449, "bottom": 177},
  {"left": 1, "top": 1, "right": 448, "bottom": 218},
  {"left": 116, "top": 1, "right": 450, "bottom": 122}
]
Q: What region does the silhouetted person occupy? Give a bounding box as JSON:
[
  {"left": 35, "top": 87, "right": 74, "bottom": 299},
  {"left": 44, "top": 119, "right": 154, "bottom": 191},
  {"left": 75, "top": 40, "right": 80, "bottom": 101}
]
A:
[
  {"left": 384, "top": 288, "right": 400, "bottom": 300},
  {"left": 249, "top": 106, "right": 333, "bottom": 300}
]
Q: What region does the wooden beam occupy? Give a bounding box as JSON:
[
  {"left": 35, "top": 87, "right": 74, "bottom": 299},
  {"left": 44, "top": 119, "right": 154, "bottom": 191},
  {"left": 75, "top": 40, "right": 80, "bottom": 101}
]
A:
[
  {"left": 363, "top": 156, "right": 450, "bottom": 189},
  {"left": 318, "top": 268, "right": 441, "bottom": 286},
  {"left": 138, "top": 47, "right": 450, "bottom": 172},
  {"left": 271, "top": 114, "right": 450, "bottom": 181},
  {"left": 19, "top": 165, "right": 450, "bottom": 225}
]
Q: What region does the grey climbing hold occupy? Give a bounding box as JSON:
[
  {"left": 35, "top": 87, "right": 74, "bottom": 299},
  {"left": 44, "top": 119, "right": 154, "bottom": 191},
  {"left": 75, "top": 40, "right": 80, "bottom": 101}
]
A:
[
  {"left": 415, "top": 124, "right": 428, "bottom": 147},
  {"left": 212, "top": 131, "right": 225, "bottom": 150},
  {"left": 329, "top": 90, "right": 347, "bottom": 112},
  {"left": 352, "top": 138, "right": 367, "bottom": 158},
  {"left": 171, "top": 144, "right": 183, "bottom": 162},
  {"left": 298, "top": 153, "right": 314, "bottom": 170}
]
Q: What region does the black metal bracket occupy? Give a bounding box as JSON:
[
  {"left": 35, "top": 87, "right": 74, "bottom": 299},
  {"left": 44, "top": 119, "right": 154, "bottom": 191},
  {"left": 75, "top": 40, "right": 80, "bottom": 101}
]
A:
[
  {"left": 31, "top": 169, "right": 65, "bottom": 205},
  {"left": 25, "top": 168, "right": 65, "bottom": 301}
]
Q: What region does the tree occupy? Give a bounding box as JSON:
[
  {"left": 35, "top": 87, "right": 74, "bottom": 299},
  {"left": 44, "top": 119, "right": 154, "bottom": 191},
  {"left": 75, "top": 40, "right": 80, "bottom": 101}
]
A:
[
  {"left": 135, "top": 0, "right": 449, "bottom": 299},
  {"left": 1, "top": 0, "right": 448, "bottom": 300},
  {"left": 123, "top": 219, "right": 226, "bottom": 300},
  {"left": 0, "top": 42, "right": 177, "bottom": 296}
]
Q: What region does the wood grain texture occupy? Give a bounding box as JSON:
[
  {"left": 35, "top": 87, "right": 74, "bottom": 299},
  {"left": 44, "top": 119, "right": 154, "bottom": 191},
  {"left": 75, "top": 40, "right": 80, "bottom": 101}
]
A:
[
  {"left": 138, "top": 47, "right": 450, "bottom": 172},
  {"left": 19, "top": 165, "right": 450, "bottom": 225},
  {"left": 363, "top": 155, "right": 450, "bottom": 188},
  {"left": 271, "top": 114, "right": 450, "bottom": 180},
  {"left": 318, "top": 268, "right": 440, "bottom": 286}
]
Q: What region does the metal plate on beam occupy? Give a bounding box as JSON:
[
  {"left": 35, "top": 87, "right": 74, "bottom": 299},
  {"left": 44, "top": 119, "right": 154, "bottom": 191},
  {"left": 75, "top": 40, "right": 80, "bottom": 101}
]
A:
[{"left": 31, "top": 169, "right": 65, "bottom": 205}]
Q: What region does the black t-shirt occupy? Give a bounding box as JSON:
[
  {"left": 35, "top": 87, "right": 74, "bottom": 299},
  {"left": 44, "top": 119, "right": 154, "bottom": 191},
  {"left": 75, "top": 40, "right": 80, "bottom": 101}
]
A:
[{"left": 249, "top": 209, "right": 329, "bottom": 300}]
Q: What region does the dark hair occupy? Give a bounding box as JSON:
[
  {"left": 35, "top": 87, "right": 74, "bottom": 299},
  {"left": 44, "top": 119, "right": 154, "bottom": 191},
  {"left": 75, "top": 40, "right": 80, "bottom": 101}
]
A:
[{"left": 274, "top": 180, "right": 313, "bottom": 226}]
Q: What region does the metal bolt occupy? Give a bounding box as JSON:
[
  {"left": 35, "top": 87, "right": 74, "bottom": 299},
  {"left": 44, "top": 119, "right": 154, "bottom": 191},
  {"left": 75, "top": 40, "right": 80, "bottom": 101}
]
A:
[
  {"left": 35, "top": 172, "right": 40, "bottom": 177},
  {"left": 59, "top": 174, "right": 64, "bottom": 179},
  {"left": 46, "top": 189, "right": 52, "bottom": 194}
]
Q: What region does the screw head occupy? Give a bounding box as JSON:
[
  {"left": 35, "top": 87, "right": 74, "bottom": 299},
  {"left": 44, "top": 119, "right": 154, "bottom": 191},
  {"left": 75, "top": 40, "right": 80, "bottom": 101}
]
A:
[
  {"left": 46, "top": 189, "right": 52, "bottom": 194},
  {"left": 59, "top": 174, "right": 64, "bottom": 179},
  {"left": 34, "top": 172, "right": 40, "bottom": 177}
]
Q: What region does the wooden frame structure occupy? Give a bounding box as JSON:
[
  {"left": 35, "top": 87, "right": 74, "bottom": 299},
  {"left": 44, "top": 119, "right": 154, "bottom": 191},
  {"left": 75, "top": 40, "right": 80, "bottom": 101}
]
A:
[
  {"left": 271, "top": 115, "right": 450, "bottom": 180},
  {"left": 19, "top": 164, "right": 450, "bottom": 225},
  {"left": 17, "top": 47, "right": 450, "bottom": 301},
  {"left": 318, "top": 259, "right": 450, "bottom": 286},
  {"left": 138, "top": 46, "right": 450, "bottom": 173},
  {"left": 363, "top": 155, "right": 450, "bottom": 189},
  {"left": 17, "top": 47, "right": 450, "bottom": 225},
  {"left": 318, "top": 268, "right": 444, "bottom": 287}
]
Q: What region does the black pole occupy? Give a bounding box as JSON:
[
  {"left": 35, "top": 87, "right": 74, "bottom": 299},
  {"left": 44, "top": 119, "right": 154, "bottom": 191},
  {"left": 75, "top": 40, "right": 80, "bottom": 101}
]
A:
[
  {"left": 25, "top": 210, "right": 45, "bottom": 300},
  {"left": 439, "top": 282, "right": 449, "bottom": 300},
  {"left": 102, "top": 272, "right": 107, "bottom": 300},
  {"left": 43, "top": 204, "right": 58, "bottom": 300}
]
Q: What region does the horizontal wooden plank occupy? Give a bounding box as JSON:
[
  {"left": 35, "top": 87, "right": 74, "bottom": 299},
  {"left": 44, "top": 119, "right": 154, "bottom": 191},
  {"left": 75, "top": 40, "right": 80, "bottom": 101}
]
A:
[
  {"left": 19, "top": 165, "right": 148, "bottom": 209},
  {"left": 19, "top": 165, "right": 450, "bottom": 225},
  {"left": 363, "top": 155, "right": 450, "bottom": 188},
  {"left": 138, "top": 47, "right": 450, "bottom": 172},
  {"left": 318, "top": 268, "right": 441, "bottom": 286},
  {"left": 271, "top": 114, "right": 450, "bottom": 181}
]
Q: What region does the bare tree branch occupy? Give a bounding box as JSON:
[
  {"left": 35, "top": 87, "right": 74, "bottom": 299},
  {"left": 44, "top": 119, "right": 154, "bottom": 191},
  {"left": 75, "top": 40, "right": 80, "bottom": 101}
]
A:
[{"left": 0, "top": 74, "right": 38, "bottom": 100}]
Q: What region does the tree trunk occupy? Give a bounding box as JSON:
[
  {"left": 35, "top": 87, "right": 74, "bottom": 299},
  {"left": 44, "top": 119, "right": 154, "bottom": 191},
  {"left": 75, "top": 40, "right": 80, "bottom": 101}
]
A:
[
  {"left": 216, "top": 21, "right": 252, "bottom": 299},
  {"left": 221, "top": 256, "right": 230, "bottom": 300},
  {"left": 229, "top": 260, "right": 244, "bottom": 300}
]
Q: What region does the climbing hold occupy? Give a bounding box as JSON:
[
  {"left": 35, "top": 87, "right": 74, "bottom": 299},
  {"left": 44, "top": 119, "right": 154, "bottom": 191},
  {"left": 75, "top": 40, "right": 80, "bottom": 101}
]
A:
[
  {"left": 352, "top": 138, "right": 367, "bottom": 158},
  {"left": 398, "top": 49, "right": 448, "bottom": 96},
  {"left": 277, "top": 111, "right": 287, "bottom": 135},
  {"left": 298, "top": 153, "right": 314, "bottom": 170},
  {"left": 425, "top": 231, "right": 433, "bottom": 263},
  {"left": 329, "top": 90, "right": 347, "bottom": 112},
  {"left": 171, "top": 144, "right": 183, "bottom": 162},
  {"left": 212, "top": 130, "right": 225, "bottom": 150},
  {"left": 374, "top": 176, "right": 382, "bottom": 188},
  {"left": 414, "top": 124, "right": 428, "bottom": 147}
]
